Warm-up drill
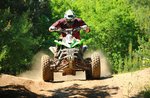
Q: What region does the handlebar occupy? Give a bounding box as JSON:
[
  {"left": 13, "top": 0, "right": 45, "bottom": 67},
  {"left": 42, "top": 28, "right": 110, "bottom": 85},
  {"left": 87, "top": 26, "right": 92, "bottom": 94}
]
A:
[{"left": 52, "top": 27, "right": 83, "bottom": 34}]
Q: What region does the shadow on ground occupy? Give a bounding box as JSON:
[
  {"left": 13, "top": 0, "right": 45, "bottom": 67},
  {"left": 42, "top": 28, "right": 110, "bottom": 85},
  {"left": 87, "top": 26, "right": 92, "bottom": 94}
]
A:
[
  {"left": 0, "top": 85, "right": 43, "bottom": 98},
  {"left": 48, "top": 84, "right": 119, "bottom": 98}
]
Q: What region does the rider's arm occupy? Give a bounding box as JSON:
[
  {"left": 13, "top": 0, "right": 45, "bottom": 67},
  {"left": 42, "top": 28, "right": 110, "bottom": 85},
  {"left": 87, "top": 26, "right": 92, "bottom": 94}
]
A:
[
  {"left": 81, "top": 25, "right": 90, "bottom": 33},
  {"left": 77, "top": 18, "right": 90, "bottom": 33},
  {"left": 49, "top": 19, "right": 62, "bottom": 32}
]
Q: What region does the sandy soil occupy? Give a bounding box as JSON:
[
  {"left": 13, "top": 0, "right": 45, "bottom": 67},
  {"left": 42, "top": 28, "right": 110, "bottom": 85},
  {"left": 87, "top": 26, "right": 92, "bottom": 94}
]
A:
[{"left": 0, "top": 68, "right": 150, "bottom": 98}]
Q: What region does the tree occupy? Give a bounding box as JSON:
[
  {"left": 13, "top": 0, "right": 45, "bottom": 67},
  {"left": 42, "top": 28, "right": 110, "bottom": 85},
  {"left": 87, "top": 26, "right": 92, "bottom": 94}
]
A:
[{"left": 0, "top": 0, "right": 52, "bottom": 74}]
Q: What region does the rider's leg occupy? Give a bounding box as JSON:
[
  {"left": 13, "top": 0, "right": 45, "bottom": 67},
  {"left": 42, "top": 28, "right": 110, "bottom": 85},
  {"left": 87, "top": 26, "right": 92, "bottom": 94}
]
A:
[{"left": 49, "top": 46, "right": 58, "bottom": 58}]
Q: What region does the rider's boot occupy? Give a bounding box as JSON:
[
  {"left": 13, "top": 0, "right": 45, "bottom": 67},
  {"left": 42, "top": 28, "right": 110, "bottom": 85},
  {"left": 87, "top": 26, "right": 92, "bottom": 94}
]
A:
[{"left": 82, "top": 45, "right": 88, "bottom": 53}]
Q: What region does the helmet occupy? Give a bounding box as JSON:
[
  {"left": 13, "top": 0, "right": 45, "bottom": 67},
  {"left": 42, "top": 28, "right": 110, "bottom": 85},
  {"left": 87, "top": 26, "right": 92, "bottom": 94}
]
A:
[{"left": 64, "top": 9, "right": 75, "bottom": 20}]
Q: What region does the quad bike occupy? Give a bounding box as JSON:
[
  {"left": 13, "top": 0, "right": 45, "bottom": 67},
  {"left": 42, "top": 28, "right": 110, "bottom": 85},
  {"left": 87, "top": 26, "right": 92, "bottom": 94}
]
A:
[{"left": 41, "top": 27, "right": 101, "bottom": 82}]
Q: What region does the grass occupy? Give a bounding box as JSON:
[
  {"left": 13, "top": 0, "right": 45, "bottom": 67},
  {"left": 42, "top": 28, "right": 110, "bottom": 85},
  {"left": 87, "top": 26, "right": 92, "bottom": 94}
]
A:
[{"left": 143, "top": 86, "right": 150, "bottom": 98}]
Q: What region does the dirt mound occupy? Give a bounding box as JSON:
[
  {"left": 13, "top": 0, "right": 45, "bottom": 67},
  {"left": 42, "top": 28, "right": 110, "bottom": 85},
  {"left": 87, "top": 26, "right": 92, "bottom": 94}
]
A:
[{"left": 0, "top": 68, "right": 150, "bottom": 98}]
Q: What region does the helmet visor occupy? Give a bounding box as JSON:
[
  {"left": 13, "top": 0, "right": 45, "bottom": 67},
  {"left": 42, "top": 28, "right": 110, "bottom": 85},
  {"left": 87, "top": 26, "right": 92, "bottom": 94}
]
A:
[{"left": 68, "top": 15, "right": 74, "bottom": 18}]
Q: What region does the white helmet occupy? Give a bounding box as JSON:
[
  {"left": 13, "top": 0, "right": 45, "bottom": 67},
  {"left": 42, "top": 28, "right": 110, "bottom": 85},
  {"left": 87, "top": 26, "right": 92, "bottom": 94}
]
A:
[{"left": 64, "top": 9, "right": 75, "bottom": 20}]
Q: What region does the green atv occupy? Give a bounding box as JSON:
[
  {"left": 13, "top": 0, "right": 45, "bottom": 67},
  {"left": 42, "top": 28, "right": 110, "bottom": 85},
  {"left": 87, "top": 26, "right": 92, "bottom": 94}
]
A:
[{"left": 41, "top": 27, "right": 101, "bottom": 82}]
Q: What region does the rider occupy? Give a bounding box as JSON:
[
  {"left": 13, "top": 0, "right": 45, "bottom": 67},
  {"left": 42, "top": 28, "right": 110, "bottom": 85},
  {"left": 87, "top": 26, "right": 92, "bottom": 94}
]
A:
[
  {"left": 49, "top": 9, "right": 90, "bottom": 57},
  {"left": 49, "top": 9, "right": 90, "bottom": 39}
]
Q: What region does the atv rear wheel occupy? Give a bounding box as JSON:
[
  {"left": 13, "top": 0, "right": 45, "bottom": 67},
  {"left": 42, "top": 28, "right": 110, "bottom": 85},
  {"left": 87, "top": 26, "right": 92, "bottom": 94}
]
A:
[
  {"left": 91, "top": 52, "right": 101, "bottom": 79},
  {"left": 41, "top": 55, "right": 54, "bottom": 82}
]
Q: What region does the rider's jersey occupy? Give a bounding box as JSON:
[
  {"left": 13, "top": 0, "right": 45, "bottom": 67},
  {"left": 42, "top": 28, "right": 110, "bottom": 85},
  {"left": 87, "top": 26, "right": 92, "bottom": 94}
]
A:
[{"left": 51, "top": 18, "right": 87, "bottom": 39}]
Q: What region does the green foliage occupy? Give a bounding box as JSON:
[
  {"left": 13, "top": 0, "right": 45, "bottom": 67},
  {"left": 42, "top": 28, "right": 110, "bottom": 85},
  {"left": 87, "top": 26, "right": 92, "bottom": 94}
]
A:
[
  {"left": 71, "top": 0, "right": 145, "bottom": 73},
  {"left": 0, "top": 0, "right": 150, "bottom": 74},
  {"left": 142, "top": 85, "right": 150, "bottom": 98},
  {"left": 121, "top": 0, "right": 150, "bottom": 72},
  {"left": 0, "top": 10, "right": 35, "bottom": 74},
  {"left": 50, "top": 0, "right": 75, "bottom": 21}
]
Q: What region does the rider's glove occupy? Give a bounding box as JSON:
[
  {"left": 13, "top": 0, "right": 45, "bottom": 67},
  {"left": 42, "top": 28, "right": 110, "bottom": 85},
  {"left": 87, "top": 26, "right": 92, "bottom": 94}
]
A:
[
  {"left": 80, "top": 25, "right": 88, "bottom": 31},
  {"left": 49, "top": 26, "right": 57, "bottom": 32}
]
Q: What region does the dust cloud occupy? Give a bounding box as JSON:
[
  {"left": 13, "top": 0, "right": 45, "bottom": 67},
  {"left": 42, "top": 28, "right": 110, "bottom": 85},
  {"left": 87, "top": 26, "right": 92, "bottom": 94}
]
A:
[
  {"left": 19, "top": 50, "right": 111, "bottom": 81},
  {"left": 99, "top": 51, "right": 112, "bottom": 77},
  {"left": 18, "top": 51, "right": 46, "bottom": 81},
  {"left": 19, "top": 51, "right": 85, "bottom": 81}
]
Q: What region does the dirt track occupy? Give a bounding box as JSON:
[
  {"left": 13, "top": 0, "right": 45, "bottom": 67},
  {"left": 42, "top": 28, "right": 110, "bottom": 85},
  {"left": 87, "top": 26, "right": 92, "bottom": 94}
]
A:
[{"left": 0, "top": 68, "right": 150, "bottom": 98}]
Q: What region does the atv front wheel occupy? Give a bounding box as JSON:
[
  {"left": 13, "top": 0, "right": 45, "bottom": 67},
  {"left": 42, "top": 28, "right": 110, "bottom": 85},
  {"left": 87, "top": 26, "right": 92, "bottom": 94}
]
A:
[
  {"left": 91, "top": 52, "right": 101, "bottom": 79},
  {"left": 41, "top": 55, "right": 54, "bottom": 82},
  {"left": 85, "top": 70, "right": 92, "bottom": 80},
  {"left": 85, "top": 58, "right": 92, "bottom": 80}
]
